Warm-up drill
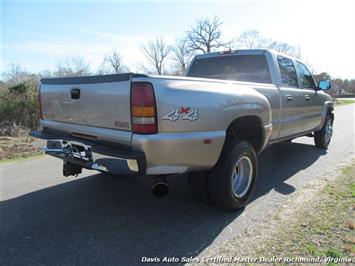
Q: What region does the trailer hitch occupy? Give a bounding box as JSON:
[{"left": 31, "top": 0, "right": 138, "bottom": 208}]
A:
[{"left": 63, "top": 161, "right": 82, "bottom": 177}]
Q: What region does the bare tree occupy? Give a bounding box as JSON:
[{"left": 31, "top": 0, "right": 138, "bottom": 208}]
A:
[
  {"left": 235, "top": 29, "right": 302, "bottom": 59},
  {"left": 0, "top": 80, "right": 6, "bottom": 91},
  {"left": 2, "top": 63, "right": 31, "bottom": 86},
  {"left": 55, "top": 57, "right": 90, "bottom": 77},
  {"left": 186, "top": 16, "right": 230, "bottom": 54},
  {"left": 98, "top": 49, "right": 129, "bottom": 74},
  {"left": 235, "top": 30, "right": 267, "bottom": 49},
  {"left": 171, "top": 39, "right": 193, "bottom": 75},
  {"left": 140, "top": 37, "right": 172, "bottom": 75},
  {"left": 2, "top": 63, "right": 40, "bottom": 92},
  {"left": 268, "top": 41, "right": 301, "bottom": 59},
  {"left": 313, "top": 72, "right": 331, "bottom": 83},
  {"left": 39, "top": 70, "right": 52, "bottom": 79}
]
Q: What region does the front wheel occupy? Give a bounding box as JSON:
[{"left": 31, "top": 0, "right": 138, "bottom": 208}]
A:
[
  {"left": 208, "top": 140, "right": 257, "bottom": 211},
  {"left": 314, "top": 114, "right": 333, "bottom": 149}
]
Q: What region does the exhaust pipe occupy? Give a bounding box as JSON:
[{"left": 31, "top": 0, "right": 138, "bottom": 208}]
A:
[{"left": 152, "top": 176, "right": 169, "bottom": 197}]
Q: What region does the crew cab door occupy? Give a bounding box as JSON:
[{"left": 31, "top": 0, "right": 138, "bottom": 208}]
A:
[
  {"left": 276, "top": 55, "right": 307, "bottom": 138},
  {"left": 294, "top": 61, "right": 323, "bottom": 131}
]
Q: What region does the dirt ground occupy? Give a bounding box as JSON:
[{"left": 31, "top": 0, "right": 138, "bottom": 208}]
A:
[{"left": 0, "top": 135, "right": 42, "bottom": 161}]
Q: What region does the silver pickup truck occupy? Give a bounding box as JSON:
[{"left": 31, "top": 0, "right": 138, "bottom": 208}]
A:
[{"left": 31, "top": 49, "right": 333, "bottom": 211}]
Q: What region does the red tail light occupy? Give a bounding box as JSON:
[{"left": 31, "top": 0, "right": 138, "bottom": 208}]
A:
[{"left": 131, "top": 82, "right": 157, "bottom": 134}]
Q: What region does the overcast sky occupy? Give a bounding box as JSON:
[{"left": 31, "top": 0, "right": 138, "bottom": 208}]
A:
[{"left": 1, "top": 0, "right": 354, "bottom": 79}]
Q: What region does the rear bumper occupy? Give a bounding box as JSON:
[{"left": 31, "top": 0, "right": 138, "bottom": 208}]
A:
[
  {"left": 132, "top": 130, "right": 226, "bottom": 175},
  {"left": 30, "top": 129, "right": 146, "bottom": 176},
  {"left": 30, "top": 128, "right": 227, "bottom": 176}
]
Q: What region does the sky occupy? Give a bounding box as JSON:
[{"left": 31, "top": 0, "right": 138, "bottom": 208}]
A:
[{"left": 1, "top": 0, "right": 355, "bottom": 79}]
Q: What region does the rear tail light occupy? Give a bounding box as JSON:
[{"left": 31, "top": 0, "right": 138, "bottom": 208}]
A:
[
  {"left": 36, "top": 84, "right": 43, "bottom": 120},
  {"left": 131, "top": 82, "right": 158, "bottom": 134}
]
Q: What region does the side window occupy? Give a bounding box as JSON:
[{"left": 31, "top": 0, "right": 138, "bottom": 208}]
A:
[
  {"left": 277, "top": 56, "right": 299, "bottom": 88},
  {"left": 295, "top": 61, "right": 316, "bottom": 89}
]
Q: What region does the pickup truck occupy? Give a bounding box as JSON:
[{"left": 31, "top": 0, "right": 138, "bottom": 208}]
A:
[{"left": 31, "top": 49, "right": 334, "bottom": 211}]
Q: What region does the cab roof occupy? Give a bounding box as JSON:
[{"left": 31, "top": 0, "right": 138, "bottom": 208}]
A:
[{"left": 193, "top": 48, "right": 300, "bottom": 62}]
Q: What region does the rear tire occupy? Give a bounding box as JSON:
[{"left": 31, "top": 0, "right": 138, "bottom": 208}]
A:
[
  {"left": 314, "top": 114, "right": 333, "bottom": 149},
  {"left": 208, "top": 140, "right": 257, "bottom": 211},
  {"left": 188, "top": 171, "right": 211, "bottom": 204}
]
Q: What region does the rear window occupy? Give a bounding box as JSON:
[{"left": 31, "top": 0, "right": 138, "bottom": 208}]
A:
[{"left": 187, "top": 54, "right": 271, "bottom": 84}]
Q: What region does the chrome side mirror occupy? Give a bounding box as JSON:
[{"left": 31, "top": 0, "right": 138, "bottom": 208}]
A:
[{"left": 317, "top": 80, "right": 331, "bottom": 91}]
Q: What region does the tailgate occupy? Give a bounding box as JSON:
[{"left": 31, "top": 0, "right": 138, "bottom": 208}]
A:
[{"left": 40, "top": 74, "right": 132, "bottom": 131}]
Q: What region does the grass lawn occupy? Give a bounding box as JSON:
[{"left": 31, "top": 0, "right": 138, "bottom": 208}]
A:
[
  {"left": 335, "top": 99, "right": 355, "bottom": 106},
  {"left": 213, "top": 162, "right": 355, "bottom": 265},
  {"left": 264, "top": 164, "right": 355, "bottom": 261}
]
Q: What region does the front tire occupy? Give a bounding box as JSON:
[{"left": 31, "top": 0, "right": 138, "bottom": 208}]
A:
[
  {"left": 208, "top": 140, "right": 257, "bottom": 211},
  {"left": 314, "top": 114, "right": 333, "bottom": 149}
]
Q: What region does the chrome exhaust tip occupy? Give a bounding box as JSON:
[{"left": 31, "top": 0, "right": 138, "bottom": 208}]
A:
[{"left": 152, "top": 176, "right": 169, "bottom": 197}]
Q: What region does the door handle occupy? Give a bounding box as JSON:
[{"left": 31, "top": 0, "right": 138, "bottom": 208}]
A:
[
  {"left": 305, "top": 95, "right": 310, "bottom": 101},
  {"left": 286, "top": 95, "right": 293, "bottom": 102},
  {"left": 71, "top": 88, "right": 80, "bottom": 100}
]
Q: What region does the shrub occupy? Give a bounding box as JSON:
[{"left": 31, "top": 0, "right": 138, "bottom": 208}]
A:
[{"left": 0, "top": 81, "right": 39, "bottom": 129}]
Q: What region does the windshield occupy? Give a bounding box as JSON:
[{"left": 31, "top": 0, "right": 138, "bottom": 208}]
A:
[{"left": 187, "top": 54, "right": 271, "bottom": 84}]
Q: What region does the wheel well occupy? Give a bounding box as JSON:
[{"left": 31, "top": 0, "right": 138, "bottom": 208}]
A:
[
  {"left": 226, "top": 116, "right": 264, "bottom": 153},
  {"left": 327, "top": 107, "right": 334, "bottom": 121}
]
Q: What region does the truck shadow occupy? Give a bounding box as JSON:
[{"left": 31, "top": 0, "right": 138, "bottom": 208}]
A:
[{"left": 0, "top": 142, "right": 326, "bottom": 265}]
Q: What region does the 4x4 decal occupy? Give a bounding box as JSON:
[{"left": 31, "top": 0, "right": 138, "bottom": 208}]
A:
[{"left": 163, "top": 107, "right": 199, "bottom": 121}]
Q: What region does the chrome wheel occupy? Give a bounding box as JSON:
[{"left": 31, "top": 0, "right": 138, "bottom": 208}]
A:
[
  {"left": 232, "top": 156, "right": 253, "bottom": 198},
  {"left": 325, "top": 119, "right": 333, "bottom": 144}
]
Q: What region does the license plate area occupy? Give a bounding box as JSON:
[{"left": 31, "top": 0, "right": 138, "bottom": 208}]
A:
[
  {"left": 47, "top": 140, "right": 93, "bottom": 162},
  {"left": 69, "top": 142, "right": 92, "bottom": 162}
]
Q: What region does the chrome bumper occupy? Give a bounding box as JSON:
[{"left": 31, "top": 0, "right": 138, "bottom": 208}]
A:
[{"left": 30, "top": 130, "right": 146, "bottom": 176}]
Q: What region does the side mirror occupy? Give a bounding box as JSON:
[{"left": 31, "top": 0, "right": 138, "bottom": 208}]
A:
[{"left": 317, "top": 80, "right": 331, "bottom": 91}]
